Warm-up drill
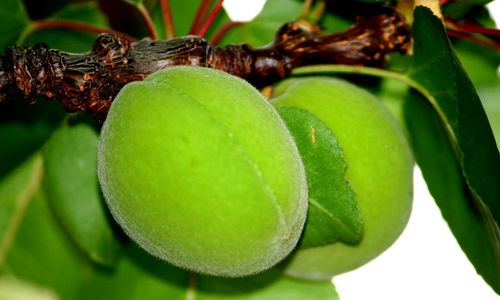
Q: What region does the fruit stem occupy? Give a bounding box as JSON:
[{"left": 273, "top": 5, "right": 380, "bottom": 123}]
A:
[
  {"left": 447, "top": 29, "right": 500, "bottom": 49},
  {"left": 136, "top": 3, "right": 158, "bottom": 40},
  {"left": 292, "top": 65, "right": 430, "bottom": 102},
  {"left": 197, "top": 0, "right": 224, "bottom": 38},
  {"left": 445, "top": 17, "right": 500, "bottom": 37},
  {"left": 17, "top": 20, "right": 136, "bottom": 45},
  {"left": 190, "top": 0, "right": 213, "bottom": 34},
  {"left": 300, "top": 0, "right": 326, "bottom": 24},
  {"left": 301, "top": 0, "right": 314, "bottom": 18},
  {"left": 310, "top": 0, "right": 327, "bottom": 24},
  {"left": 160, "top": 0, "right": 176, "bottom": 39},
  {"left": 186, "top": 272, "right": 197, "bottom": 300},
  {"left": 443, "top": 17, "right": 500, "bottom": 49},
  {"left": 210, "top": 21, "right": 243, "bottom": 44}
]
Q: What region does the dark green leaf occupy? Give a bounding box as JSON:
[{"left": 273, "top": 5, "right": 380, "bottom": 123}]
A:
[
  {"left": 410, "top": 5, "right": 500, "bottom": 229},
  {"left": 197, "top": 269, "right": 339, "bottom": 299},
  {"left": 0, "top": 0, "right": 29, "bottom": 51},
  {"left": 25, "top": 2, "right": 109, "bottom": 52},
  {"left": 277, "top": 107, "right": 362, "bottom": 247},
  {"left": 405, "top": 91, "right": 500, "bottom": 294},
  {"left": 43, "top": 117, "right": 123, "bottom": 266},
  {"left": 407, "top": 6, "right": 500, "bottom": 292},
  {"left": 0, "top": 154, "right": 42, "bottom": 266},
  {"left": 5, "top": 190, "right": 88, "bottom": 299}
]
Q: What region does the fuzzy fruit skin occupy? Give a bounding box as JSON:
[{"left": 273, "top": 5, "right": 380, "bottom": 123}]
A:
[
  {"left": 272, "top": 78, "right": 413, "bottom": 280},
  {"left": 98, "top": 67, "right": 308, "bottom": 277}
]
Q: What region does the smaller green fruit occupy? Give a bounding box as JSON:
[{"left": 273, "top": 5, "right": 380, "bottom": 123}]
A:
[
  {"left": 272, "top": 78, "right": 413, "bottom": 279},
  {"left": 98, "top": 66, "right": 308, "bottom": 277}
]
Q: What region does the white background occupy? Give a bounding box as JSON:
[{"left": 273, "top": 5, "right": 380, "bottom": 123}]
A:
[{"left": 222, "top": 1, "right": 500, "bottom": 299}]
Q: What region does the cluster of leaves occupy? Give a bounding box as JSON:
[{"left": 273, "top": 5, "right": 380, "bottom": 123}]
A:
[{"left": 0, "top": 0, "right": 499, "bottom": 299}]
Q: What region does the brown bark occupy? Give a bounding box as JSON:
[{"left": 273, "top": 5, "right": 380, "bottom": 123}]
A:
[{"left": 0, "top": 10, "right": 410, "bottom": 120}]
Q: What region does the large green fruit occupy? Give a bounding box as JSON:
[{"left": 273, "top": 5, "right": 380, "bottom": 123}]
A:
[
  {"left": 98, "top": 66, "right": 308, "bottom": 277},
  {"left": 271, "top": 78, "right": 413, "bottom": 279}
]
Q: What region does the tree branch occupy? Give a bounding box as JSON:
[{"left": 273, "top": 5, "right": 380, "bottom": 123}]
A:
[{"left": 0, "top": 10, "right": 410, "bottom": 121}]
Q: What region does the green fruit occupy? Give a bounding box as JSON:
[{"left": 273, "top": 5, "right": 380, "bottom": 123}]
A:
[
  {"left": 271, "top": 78, "right": 413, "bottom": 279},
  {"left": 98, "top": 66, "right": 308, "bottom": 277}
]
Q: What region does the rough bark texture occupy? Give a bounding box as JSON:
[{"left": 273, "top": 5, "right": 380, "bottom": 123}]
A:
[{"left": 0, "top": 10, "right": 410, "bottom": 120}]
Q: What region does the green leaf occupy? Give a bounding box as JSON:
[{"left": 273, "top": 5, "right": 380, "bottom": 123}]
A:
[
  {"left": 407, "top": 6, "right": 500, "bottom": 292},
  {"left": 216, "top": 0, "right": 302, "bottom": 46},
  {"left": 405, "top": 91, "right": 500, "bottom": 294},
  {"left": 0, "top": 155, "right": 42, "bottom": 267},
  {"left": 410, "top": 5, "right": 500, "bottom": 231},
  {"left": 197, "top": 269, "right": 339, "bottom": 300},
  {"left": 25, "top": 2, "right": 110, "bottom": 52},
  {"left": 43, "top": 117, "right": 123, "bottom": 266},
  {"left": 277, "top": 107, "right": 363, "bottom": 247},
  {"left": 0, "top": 0, "right": 29, "bottom": 50},
  {"left": 5, "top": 190, "right": 88, "bottom": 300}
]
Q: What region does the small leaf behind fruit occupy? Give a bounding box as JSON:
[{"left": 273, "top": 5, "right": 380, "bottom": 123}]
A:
[
  {"left": 278, "top": 107, "right": 363, "bottom": 248},
  {"left": 43, "top": 117, "right": 123, "bottom": 266}
]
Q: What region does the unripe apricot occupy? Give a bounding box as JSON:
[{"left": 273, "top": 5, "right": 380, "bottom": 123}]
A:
[
  {"left": 98, "top": 66, "right": 308, "bottom": 277},
  {"left": 271, "top": 78, "right": 413, "bottom": 279}
]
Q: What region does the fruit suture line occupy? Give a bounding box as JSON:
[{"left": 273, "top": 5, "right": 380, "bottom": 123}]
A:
[{"left": 0, "top": 10, "right": 410, "bottom": 120}]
